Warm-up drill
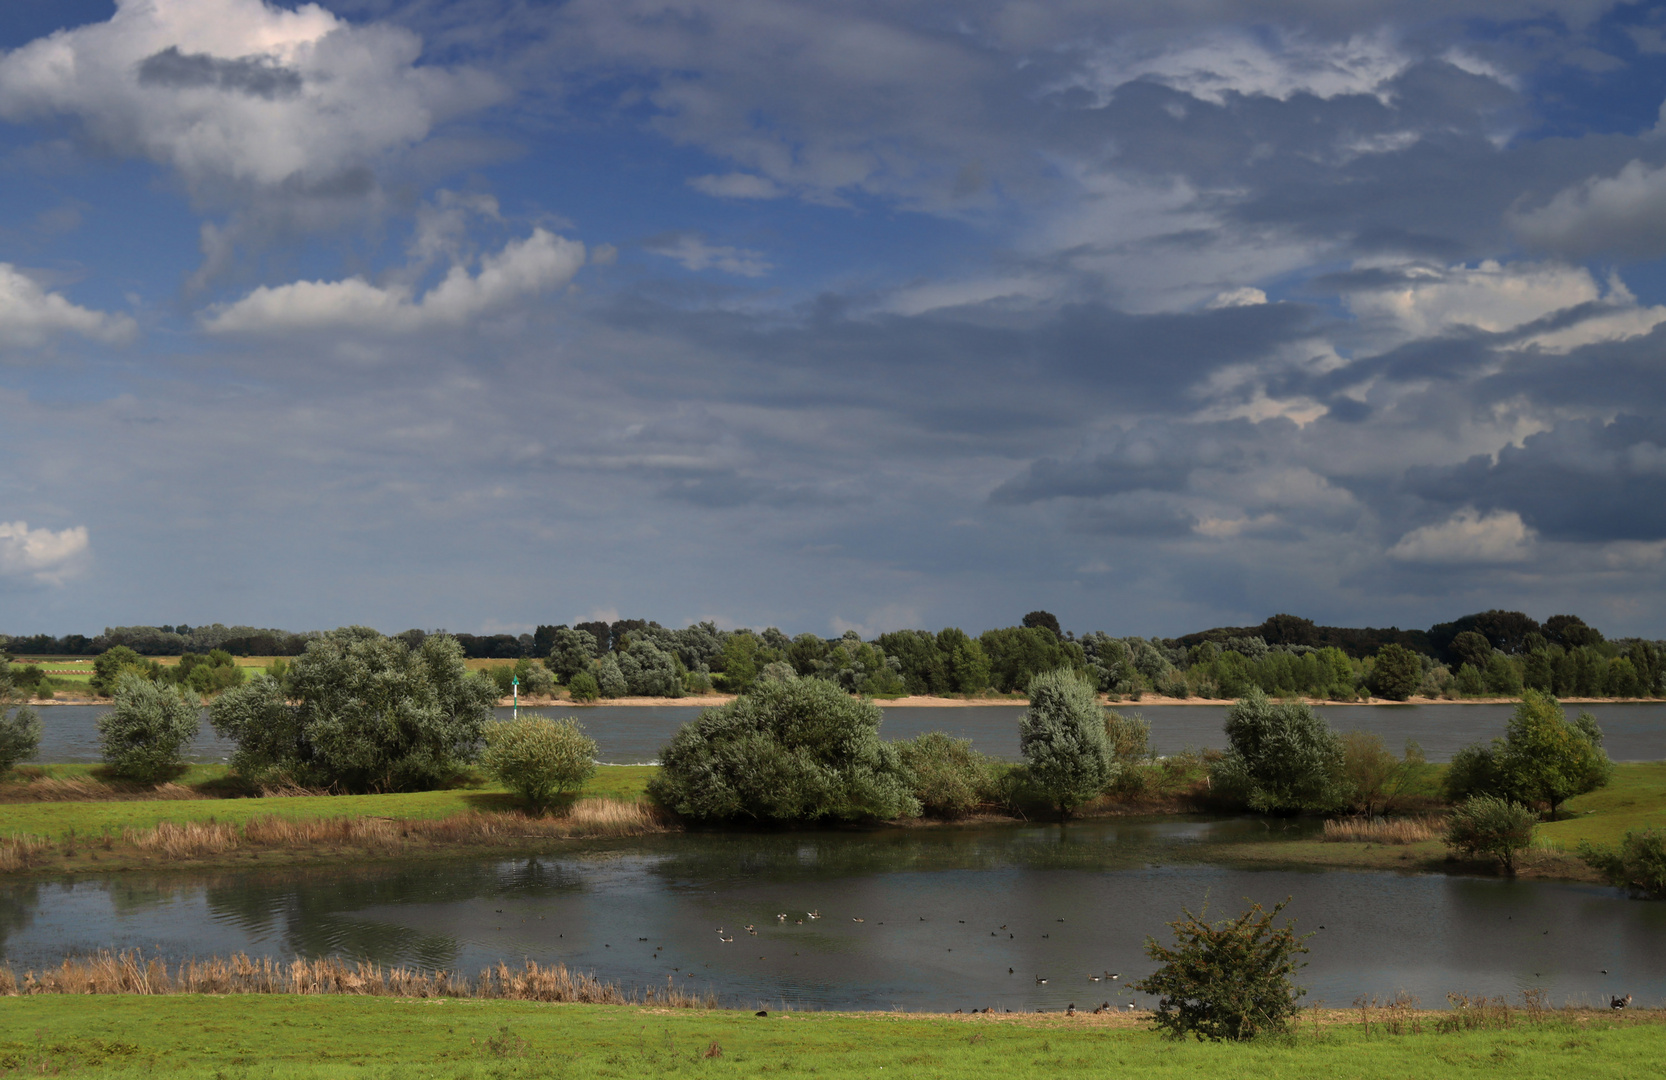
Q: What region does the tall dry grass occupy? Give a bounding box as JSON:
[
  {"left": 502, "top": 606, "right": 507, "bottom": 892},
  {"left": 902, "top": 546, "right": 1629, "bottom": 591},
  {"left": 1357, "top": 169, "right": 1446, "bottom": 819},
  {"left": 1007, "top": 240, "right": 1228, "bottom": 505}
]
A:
[
  {"left": 0, "top": 775, "right": 201, "bottom": 803},
  {"left": 1322, "top": 815, "right": 1443, "bottom": 845},
  {"left": 117, "top": 798, "right": 670, "bottom": 861},
  {"left": 0, "top": 833, "right": 53, "bottom": 872},
  {"left": 0, "top": 950, "right": 714, "bottom": 1008}
]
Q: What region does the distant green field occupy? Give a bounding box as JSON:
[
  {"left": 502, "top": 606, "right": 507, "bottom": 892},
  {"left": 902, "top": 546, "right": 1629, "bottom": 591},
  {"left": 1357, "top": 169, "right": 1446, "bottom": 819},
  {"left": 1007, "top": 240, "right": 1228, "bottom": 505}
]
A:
[
  {"left": 0, "top": 995, "right": 1660, "bottom": 1080},
  {"left": 0, "top": 765, "right": 657, "bottom": 840}
]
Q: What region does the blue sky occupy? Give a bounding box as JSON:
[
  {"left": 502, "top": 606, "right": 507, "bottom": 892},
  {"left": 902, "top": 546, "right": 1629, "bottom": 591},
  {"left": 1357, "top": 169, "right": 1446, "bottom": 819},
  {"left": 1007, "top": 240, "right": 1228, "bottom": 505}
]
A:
[{"left": 8, "top": 0, "right": 1666, "bottom": 640}]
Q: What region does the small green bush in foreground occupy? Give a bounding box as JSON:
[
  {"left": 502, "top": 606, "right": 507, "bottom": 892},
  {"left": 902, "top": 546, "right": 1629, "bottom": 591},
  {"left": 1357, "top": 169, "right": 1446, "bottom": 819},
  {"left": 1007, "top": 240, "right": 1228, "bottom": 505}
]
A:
[
  {"left": 481, "top": 715, "right": 598, "bottom": 812},
  {"left": 97, "top": 673, "right": 199, "bottom": 782},
  {"left": 1133, "top": 897, "right": 1310, "bottom": 1041}
]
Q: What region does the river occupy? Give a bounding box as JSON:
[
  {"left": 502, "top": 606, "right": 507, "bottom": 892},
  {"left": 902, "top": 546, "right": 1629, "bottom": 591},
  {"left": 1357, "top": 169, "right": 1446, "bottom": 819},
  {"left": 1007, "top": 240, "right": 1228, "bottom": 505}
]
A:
[{"left": 30, "top": 701, "right": 1666, "bottom": 765}]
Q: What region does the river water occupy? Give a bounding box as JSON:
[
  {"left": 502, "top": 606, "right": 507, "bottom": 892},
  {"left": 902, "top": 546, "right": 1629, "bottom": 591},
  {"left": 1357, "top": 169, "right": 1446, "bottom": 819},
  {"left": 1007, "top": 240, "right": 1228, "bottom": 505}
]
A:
[
  {"left": 2, "top": 819, "right": 1660, "bottom": 1011},
  {"left": 30, "top": 701, "right": 1666, "bottom": 765}
]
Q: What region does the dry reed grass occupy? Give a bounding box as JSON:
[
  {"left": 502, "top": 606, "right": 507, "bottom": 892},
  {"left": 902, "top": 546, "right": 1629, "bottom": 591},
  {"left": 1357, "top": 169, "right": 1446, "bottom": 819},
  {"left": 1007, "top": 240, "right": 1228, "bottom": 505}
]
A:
[
  {"left": 116, "top": 798, "right": 669, "bottom": 861},
  {"left": 0, "top": 950, "right": 714, "bottom": 1008},
  {"left": 0, "top": 834, "right": 53, "bottom": 872},
  {"left": 1322, "top": 815, "right": 1442, "bottom": 844},
  {"left": 0, "top": 775, "right": 201, "bottom": 803}
]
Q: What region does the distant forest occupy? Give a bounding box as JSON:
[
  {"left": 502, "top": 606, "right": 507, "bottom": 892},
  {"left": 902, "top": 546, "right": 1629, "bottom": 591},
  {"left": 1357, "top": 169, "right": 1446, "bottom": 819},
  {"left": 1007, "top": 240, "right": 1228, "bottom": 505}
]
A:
[{"left": 4, "top": 608, "right": 1662, "bottom": 702}]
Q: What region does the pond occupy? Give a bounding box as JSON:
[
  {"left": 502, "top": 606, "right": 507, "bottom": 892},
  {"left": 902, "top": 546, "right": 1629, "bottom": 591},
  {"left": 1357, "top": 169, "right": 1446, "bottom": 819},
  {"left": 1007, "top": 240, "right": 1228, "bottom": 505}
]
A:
[
  {"left": 2, "top": 821, "right": 1661, "bottom": 1012},
  {"left": 29, "top": 701, "right": 1666, "bottom": 765}
]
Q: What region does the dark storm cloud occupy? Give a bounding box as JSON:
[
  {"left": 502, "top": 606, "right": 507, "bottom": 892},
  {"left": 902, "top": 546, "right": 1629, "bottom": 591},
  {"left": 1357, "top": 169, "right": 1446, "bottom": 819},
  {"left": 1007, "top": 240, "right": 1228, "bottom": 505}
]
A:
[
  {"left": 137, "top": 46, "right": 303, "bottom": 99},
  {"left": 988, "top": 422, "right": 1255, "bottom": 504},
  {"left": 1405, "top": 415, "right": 1666, "bottom": 541}
]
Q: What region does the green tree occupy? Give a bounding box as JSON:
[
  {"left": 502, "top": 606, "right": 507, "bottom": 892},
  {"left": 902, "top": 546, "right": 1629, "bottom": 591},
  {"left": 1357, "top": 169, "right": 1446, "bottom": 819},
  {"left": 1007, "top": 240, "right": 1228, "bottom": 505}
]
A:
[
  {"left": 939, "top": 628, "right": 992, "bottom": 693},
  {"left": 1493, "top": 690, "right": 1612, "bottom": 818},
  {"left": 545, "top": 628, "right": 598, "bottom": 682},
  {"left": 1367, "top": 643, "right": 1420, "bottom": 701},
  {"left": 90, "top": 646, "right": 160, "bottom": 695},
  {"left": 648, "top": 675, "right": 918, "bottom": 822},
  {"left": 1132, "top": 897, "right": 1310, "bottom": 1041},
  {"left": 1018, "top": 668, "right": 1114, "bottom": 819},
  {"left": 208, "top": 628, "right": 496, "bottom": 792},
  {"left": 98, "top": 673, "right": 200, "bottom": 782},
  {"left": 617, "top": 639, "right": 684, "bottom": 697},
  {"left": 481, "top": 715, "right": 597, "bottom": 812},
  {"left": 1210, "top": 688, "right": 1347, "bottom": 814},
  {"left": 1444, "top": 795, "right": 1535, "bottom": 874},
  {"left": 1340, "top": 731, "right": 1424, "bottom": 816},
  {"left": 1579, "top": 828, "right": 1666, "bottom": 898},
  {"left": 1449, "top": 630, "right": 1494, "bottom": 671},
  {"left": 594, "top": 654, "right": 627, "bottom": 697},
  {"left": 0, "top": 662, "right": 41, "bottom": 772},
  {"left": 979, "top": 626, "right": 1085, "bottom": 693}
]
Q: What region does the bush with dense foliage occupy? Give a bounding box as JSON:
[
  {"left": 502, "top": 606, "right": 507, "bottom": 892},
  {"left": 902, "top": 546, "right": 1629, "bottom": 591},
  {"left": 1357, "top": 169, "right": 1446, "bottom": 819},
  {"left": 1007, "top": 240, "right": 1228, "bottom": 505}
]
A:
[
  {"left": 481, "top": 714, "right": 597, "bottom": 811},
  {"left": 1443, "top": 795, "right": 1536, "bottom": 873},
  {"left": 1579, "top": 828, "right": 1666, "bottom": 898},
  {"left": 90, "top": 645, "right": 160, "bottom": 695},
  {"left": 648, "top": 675, "right": 918, "bottom": 822},
  {"left": 1132, "top": 897, "right": 1310, "bottom": 1041},
  {"left": 979, "top": 627, "right": 1087, "bottom": 693},
  {"left": 894, "top": 731, "right": 999, "bottom": 817},
  {"left": 98, "top": 673, "right": 200, "bottom": 782},
  {"left": 208, "top": 628, "right": 497, "bottom": 793},
  {"left": 1210, "top": 689, "right": 1347, "bottom": 814},
  {"left": 566, "top": 670, "right": 600, "bottom": 702},
  {"left": 1367, "top": 643, "right": 1421, "bottom": 700},
  {"left": 1443, "top": 691, "right": 1611, "bottom": 817},
  {"left": 1019, "top": 668, "right": 1114, "bottom": 818},
  {"left": 545, "top": 627, "right": 599, "bottom": 682},
  {"left": 1340, "top": 731, "right": 1425, "bottom": 816}
]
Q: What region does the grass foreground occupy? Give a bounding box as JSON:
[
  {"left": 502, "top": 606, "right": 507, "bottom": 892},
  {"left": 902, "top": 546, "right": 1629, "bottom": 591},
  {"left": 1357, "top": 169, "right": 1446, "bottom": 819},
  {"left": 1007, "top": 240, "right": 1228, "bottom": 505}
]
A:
[{"left": 1, "top": 995, "right": 1663, "bottom": 1080}]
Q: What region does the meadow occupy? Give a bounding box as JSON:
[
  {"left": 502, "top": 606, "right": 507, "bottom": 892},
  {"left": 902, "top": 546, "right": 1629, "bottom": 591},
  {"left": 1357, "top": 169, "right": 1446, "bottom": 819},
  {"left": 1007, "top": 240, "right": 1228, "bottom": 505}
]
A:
[{"left": 0, "top": 994, "right": 1661, "bottom": 1079}]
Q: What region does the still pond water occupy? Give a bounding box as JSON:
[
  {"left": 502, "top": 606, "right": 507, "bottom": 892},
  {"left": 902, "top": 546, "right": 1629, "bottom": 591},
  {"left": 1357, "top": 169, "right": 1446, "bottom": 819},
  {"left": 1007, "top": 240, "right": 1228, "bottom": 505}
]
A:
[
  {"left": 28, "top": 701, "right": 1666, "bottom": 765},
  {"left": 4, "top": 820, "right": 1663, "bottom": 1012}
]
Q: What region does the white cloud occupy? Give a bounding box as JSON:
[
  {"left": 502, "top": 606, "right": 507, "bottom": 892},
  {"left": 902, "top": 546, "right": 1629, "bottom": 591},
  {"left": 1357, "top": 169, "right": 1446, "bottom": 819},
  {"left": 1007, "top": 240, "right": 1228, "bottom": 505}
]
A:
[
  {"left": 0, "top": 264, "right": 135, "bottom": 347},
  {"left": 0, "top": 521, "right": 89, "bottom": 584},
  {"left": 1512, "top": 159, "right": 1666, "bottom": 259},
  {"left": 646, "top": 235, "right": 772, "bottom": 277},
  {"left": 688, "top": 173, "right": 786, "bottom": 199},
  {"left": 1388, "top": 507, "right": 1535, "bottom": 563},
  {"left": 884, "top": 274, "right": 1060, "bottom": 316},
  {"left": 1073, "top": 29, "right": 1411, "bottom": 107},
  {"left": 0, "top": 0, "right": 501, "bottom": 192},
  {"left": 1206, "top": 287, "right": 1267, "bottom": 309},
  {"left": 1344, "top": 259, "right": 1607, "bottom": 344},
  {"left": 201, "top": 229, "right": 585, "bottom": 334}
]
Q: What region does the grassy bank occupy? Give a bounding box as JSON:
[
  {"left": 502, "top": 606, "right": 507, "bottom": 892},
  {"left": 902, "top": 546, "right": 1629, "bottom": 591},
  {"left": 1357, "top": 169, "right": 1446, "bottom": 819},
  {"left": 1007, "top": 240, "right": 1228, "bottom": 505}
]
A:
[{"left": 1, "top": 994, "right": 1662, "bottom": 1079}]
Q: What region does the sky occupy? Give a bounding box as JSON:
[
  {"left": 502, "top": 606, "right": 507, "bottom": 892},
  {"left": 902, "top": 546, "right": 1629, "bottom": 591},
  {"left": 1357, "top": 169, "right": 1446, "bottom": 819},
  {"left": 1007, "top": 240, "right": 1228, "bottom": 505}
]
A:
[{"left": 7, "top": 1, "right": 1666, "bottom": 640}]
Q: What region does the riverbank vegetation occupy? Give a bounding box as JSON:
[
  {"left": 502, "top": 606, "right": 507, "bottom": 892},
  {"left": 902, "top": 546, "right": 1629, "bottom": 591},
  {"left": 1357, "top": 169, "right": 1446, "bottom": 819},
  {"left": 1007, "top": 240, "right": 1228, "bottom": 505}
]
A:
[
  {"left": 0, "top": 991, "right": 1663, "bottom": 1079},
  {"left": 9, "top": 605, "right": 1666, "bottom": 706}
]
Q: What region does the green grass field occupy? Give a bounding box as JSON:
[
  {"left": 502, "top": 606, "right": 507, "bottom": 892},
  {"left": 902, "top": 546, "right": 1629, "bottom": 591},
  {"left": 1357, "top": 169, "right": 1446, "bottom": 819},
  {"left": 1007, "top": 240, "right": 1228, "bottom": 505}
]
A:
[
  {"left": 0, "top": 765, "right": 656, "bottom": 839},
  {"left": 0, "top": 996, "right": 1660, "bottom": 1079}
]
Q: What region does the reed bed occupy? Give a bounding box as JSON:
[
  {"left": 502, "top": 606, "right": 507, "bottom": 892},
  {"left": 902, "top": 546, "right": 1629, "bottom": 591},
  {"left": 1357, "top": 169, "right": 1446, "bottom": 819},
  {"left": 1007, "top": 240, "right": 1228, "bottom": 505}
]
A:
[
  {"left": 1322, "top": 815, "right": 1443, "bottom": 844},
  {"left": 0, "top": 951, "right": 715, "bottom": 1008},
  {"left": 0, "top": 775, "right": 200, "bottom": 803},
  {"left": 0, "top": 833, "right": 53, "bottom": 872},
  {"left": 113, "top": 798, "right": 670, "bottom": 861}
]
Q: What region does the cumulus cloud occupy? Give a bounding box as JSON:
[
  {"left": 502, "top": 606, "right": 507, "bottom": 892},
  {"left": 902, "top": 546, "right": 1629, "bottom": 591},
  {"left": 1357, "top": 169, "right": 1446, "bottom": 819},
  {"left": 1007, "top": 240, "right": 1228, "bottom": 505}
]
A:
[
  {"left": 1206, "top": 287, "right": 1268, "bottom": 309},
  {"left": 201, "top": 228, "right": 585, "bottom": 334},
  {"left": 645, "top": 235, "right": 772, "bottom": 277},
  {"left": 1341, "top": 259, "right": 1605, "bottom": 343},
  {"left": 0, "top": 265, "right": 135, "bottom": 348},
  {"left": 1512, "top": 159, "right": 1666, "bottom": 259},
  {"left": 688, "top": 173, "right": 785, "bottom": 199},
  {"left": 1388, "top": 507, "right": 1534, "bottom": 563},
  {"left": 0, "top": 0, "right": 502, "bottom": 192},
  {"left": 0, "top": 521, "right": 90, "bottom": 584}
]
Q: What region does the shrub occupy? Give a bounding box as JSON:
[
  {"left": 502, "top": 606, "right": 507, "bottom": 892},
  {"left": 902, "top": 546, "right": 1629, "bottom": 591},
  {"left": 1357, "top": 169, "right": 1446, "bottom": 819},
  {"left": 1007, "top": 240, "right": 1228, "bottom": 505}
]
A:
[
  {"left": 0, "top": 669, "right": 40, "bottom": 772},
  {"left": 1443, "top": 795, "right": 1535, "bottom": 873},
  {"left": 1580, "top": 828, "right": 1666, "bottom": 898},
  {"left": 618, "top": 639, "right": 683, "bottom": 698},
  {"left": 1104, "top": 710, "right": 1153, "bottom": 795},
  {"left": 98, "top": 673, "right": 200, "bottom": 782},
  {"left": 1442, "top": 742, "right": 1499, "bottom": 802},
  {"left": 567, "top": 671, "right": 600, "bottom": 703},
  {"left": 1132, "top": 897, "right": 1310, "bottom": 1041},
  {"left": 648, "top": 675, "right": 918, "bottom": 822},
  {"left": 546, "top": 627, "right": 599, "bottom": 682},
  {"left": 895, "top": 731, "right": 998, "bottom": 817},
  {"left": 208, "top": 628, "right": 496, "bottom": 793},
  {"left": 1341, "top": 731, "right": 1425, "bottom": 816},
  {"left": 1019, "top": 668, "right": 1115, "bottom": 818},
  {"left": 513, "top": 658, "right": 554, "bottom": 697},
  {"left": 90, "top": 646, "right": 161, "bottom": 695},
  {"left": 1210, "top": 689, "right": 1346, "bottom": 814},
  {"left": 481, "top": 715, "right": 597, "bottom": 811}
]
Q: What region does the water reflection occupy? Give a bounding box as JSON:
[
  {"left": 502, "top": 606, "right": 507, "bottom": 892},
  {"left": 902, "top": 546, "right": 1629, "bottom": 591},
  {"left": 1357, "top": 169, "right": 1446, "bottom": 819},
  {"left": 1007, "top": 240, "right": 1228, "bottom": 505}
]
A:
[{"left": 4, "top": 820, "right": 1662, "bottom": 1011}]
